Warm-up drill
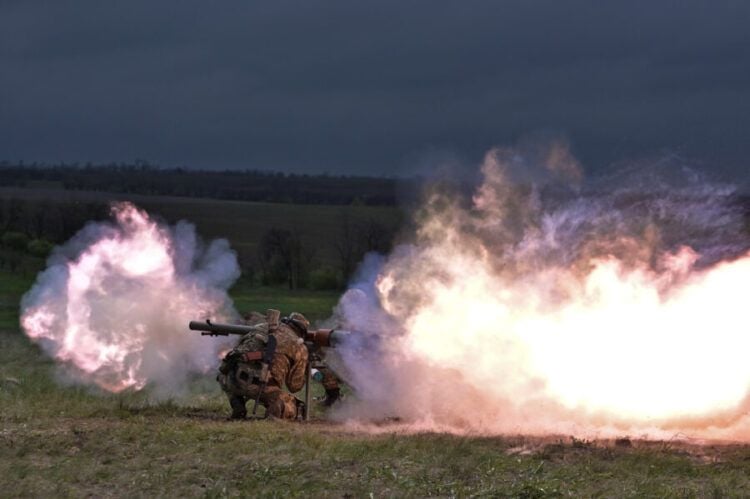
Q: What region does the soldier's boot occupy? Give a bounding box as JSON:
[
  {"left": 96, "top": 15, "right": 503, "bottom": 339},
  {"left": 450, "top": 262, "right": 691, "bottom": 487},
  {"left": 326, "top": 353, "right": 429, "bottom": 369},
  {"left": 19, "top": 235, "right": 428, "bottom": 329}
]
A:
[
  {"left": 319, "top": 368, "right": 341, "bottom": 407},
  {"left": 229, "top": 395, "right": 247, "bottom": 420},
  {"left": 323, "top": 388, "right": 341, "bottom": 407},
  {"left": 294, "top": 397, "right": 307, "bottom": 420},
  {"left": 264, "top": 390, "right": 297, "bottom": 420}
]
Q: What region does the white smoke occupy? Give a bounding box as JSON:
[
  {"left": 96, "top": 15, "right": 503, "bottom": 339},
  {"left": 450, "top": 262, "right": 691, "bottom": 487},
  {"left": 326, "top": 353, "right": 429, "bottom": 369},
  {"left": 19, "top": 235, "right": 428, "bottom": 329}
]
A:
[{"left": 20, "top": 202, "right": 240, "bottom": 395}]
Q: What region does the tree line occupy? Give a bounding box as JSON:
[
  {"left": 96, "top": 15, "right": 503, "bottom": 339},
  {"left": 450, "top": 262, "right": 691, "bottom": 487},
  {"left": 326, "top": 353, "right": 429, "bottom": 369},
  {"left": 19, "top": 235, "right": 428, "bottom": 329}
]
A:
[
  {"left": 0, "top": 198, "right": 399, "bottom": 289},
  {"left": 0, "top": 162, "right": 403, "bottom": 206}
]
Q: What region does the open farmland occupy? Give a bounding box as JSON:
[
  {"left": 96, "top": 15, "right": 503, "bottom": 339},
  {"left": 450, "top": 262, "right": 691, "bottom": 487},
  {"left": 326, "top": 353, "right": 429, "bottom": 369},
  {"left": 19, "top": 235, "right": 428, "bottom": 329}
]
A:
[{"left": 0, "top": 186, "right": 404, "bottom": 269}]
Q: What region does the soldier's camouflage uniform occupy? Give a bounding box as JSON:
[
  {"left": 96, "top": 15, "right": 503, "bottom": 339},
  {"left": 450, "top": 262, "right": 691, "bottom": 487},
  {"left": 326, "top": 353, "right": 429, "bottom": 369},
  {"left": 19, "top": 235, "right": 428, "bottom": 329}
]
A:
[
  {"left": 308, "top": 348, "right": 341, "bottom": 405},
  {"left": 319, "top": 367, "right": 339, "bottom": 392},
  {"left": 217, "top": 316, "right": 308, "bottom": 419},
  {"left": 284, "top": 311, "right": 342, "bottom": 405}
]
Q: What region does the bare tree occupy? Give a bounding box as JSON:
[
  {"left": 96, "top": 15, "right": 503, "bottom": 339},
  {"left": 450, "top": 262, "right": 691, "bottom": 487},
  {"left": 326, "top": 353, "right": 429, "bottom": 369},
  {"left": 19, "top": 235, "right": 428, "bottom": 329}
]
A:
[
  {"left": 334, "top": 211, "right": 358, "bottom": 282},
  {"left": 258, "top": 228, "right": 314, "bottom": 289},
  {"left": 335, "top": 212, "right": 396, "bottom": 283},
  {"left": 358, "top": 217, "right": 391, "bottom": 254}
]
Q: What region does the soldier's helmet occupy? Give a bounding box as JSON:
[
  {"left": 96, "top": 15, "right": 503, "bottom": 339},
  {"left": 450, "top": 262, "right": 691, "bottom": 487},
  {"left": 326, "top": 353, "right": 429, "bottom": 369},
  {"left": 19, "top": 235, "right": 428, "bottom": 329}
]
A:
[{"left": 285, "top": 312, "right": 310, "bottom": 336}]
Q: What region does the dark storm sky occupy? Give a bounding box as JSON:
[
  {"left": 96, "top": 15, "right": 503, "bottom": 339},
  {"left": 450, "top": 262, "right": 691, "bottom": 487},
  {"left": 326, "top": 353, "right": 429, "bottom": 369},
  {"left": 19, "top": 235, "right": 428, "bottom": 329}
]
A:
[{"left": 1, "top": 1, "right": 749, "bottom": 180}]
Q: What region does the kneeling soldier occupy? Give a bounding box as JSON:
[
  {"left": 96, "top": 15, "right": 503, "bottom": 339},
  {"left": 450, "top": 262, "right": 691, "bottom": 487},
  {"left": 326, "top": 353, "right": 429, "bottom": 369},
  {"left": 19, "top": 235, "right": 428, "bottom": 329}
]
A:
[
  {"left": 217, "top": 309, "right": 308, "bottom": 419},
  {"left": 282, "top": 312, "right": 342, "bottom": 406}
]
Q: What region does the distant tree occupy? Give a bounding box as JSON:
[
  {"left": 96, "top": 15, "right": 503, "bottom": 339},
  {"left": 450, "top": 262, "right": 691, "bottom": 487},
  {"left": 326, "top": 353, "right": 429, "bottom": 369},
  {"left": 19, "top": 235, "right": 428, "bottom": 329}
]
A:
[
  {"left": 334, "top": 211, "right": 359, "bottom": 283},
  {"left": 2, "top": 231, "right": 29, "bottom": 251},
  {"left": 24, "top": 201, "right": 48, "bottom": 238},
  {"left": 308, "top": 266, "right": 340, "bottom": 290},
  {"left": 0, "top": 162, "right": 399, "bottom": 206},
  {"left": 258, "top": 228, "right": 314, "bottom": 289},
  {"left": 27, "top": 239, "right": 54, "bottom": 258},
  {"left": 0, "top": 199, "right": 23, "bottom": 232},
  {"left": 358, "top": 217, "right": 392, "bottom": 254},
  {"left": 237, "top": 252, "right": 256, "bottom": 283},
  {"left": 335, "top": 213, "right": 396, "bottom": 283}
]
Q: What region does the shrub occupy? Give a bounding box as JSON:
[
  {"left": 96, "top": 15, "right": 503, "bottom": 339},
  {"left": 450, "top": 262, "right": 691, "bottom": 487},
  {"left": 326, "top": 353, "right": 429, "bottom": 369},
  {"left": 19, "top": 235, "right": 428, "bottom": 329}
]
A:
[
  {"left": 1, "top": 232, "right": 29, "bottom": 251},
  {"left": 27, "top": 239, "right": 54, "bottom": 258},
  {"left": 308, "top": 267, "right": 340, "bottom": 290}
]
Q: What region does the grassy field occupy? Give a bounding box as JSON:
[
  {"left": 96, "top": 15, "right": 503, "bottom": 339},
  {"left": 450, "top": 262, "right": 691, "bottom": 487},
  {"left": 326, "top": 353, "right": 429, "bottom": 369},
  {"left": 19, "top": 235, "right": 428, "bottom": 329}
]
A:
[
  {"left": 0, "top": 270, "right": 30, "bottom": 330},
  {"left": 230, "top": 280, "right": 339, "bottom": 322},
  {"left": 2, "top": 270, "right": 750, "bottom": 496}
]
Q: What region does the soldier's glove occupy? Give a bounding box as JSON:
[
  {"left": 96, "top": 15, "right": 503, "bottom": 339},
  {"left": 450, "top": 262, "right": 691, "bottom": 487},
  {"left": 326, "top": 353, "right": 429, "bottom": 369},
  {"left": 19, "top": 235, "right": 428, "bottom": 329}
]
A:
[
  {"left": 323, "top": 388, "right": 340, "bottom": 407},
  {"left": 219, "top": 351, "right": 239, "bottom": 373},
  {"left": 218, "top": 361, "right": 231, "bottom": 375}
]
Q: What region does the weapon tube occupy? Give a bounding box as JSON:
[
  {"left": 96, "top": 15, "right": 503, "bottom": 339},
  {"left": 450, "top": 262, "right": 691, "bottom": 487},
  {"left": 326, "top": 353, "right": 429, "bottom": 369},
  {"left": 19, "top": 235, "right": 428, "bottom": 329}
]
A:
[
  {"left": 305, "top": 329, "right": 354, "bottom": 348},
  {"left": 189, "top": 320, "right": 255, "bottom": 336},
  {"left": 189, "top": 320, "right": 357, "bottom": 346}
]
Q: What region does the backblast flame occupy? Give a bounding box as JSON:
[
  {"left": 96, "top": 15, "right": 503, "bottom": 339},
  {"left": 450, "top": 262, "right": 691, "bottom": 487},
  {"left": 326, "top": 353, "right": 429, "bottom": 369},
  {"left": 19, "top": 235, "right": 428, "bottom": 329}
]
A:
[
  {"left": 333, "top": 148, "right": 750, "bottom": 440},
  {"left": 20, "top": 202, "right": 239, "bottom": 394}
]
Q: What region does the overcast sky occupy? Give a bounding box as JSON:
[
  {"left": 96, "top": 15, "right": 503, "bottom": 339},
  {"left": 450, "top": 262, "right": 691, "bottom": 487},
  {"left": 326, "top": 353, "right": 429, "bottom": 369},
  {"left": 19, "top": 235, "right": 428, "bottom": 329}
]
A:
[{"left": 1, "top": 1, "right": 748, "bottom": 181}]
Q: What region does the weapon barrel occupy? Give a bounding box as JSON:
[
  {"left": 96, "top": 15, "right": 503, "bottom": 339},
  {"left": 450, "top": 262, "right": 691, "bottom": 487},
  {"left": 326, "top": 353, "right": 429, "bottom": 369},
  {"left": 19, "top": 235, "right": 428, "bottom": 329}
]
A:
[
  {"left": 330, "top": 329, "right": 355, "bottom": 347},
  {"left": 189, "top": 320, "right": 255, "bottom": 336},
  {"left": 306, "top": 329, "right": 356, "bottom": 348}
]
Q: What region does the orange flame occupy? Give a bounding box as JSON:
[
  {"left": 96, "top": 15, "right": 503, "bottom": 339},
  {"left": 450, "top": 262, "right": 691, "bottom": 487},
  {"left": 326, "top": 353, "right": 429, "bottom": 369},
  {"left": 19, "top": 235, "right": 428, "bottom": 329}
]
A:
[{"left": 337, "top": 150, "right": 750, "bottom": 440}]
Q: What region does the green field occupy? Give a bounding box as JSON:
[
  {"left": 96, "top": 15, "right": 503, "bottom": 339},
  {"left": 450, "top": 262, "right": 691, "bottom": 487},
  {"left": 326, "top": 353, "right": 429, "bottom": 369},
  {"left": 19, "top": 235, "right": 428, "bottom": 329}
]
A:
[
  {"left": 0, "top": 270, "right": 30, "bottom": 330},
  {"left": 229, "top": 280, "right": 339, "bottom": 322},
  {"left": 2, "top": 269, "right": 750, "bottom": 496}
]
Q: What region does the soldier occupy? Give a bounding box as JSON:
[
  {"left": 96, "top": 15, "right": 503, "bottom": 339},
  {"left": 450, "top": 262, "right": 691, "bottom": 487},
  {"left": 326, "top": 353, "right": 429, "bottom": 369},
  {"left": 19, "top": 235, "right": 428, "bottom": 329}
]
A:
[
  {"left": 317, "top": 367, "right": 342, "bottom": 406},
  {"left": 217, "top": 309, "right": 308, "bottom": 419},
  {"left": 283, "top": 312, "right": 342, "bottom": 406}
]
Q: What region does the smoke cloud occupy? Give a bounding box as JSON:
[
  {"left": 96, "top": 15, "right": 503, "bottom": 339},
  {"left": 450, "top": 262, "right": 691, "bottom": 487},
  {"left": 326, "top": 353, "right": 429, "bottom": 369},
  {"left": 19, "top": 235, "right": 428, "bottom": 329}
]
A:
[
  {"left": 330, "top": 147, "right": 750, "bottom": 440},
  {"left": 20, "top": 202, "right": 239, "bottom": 395}
]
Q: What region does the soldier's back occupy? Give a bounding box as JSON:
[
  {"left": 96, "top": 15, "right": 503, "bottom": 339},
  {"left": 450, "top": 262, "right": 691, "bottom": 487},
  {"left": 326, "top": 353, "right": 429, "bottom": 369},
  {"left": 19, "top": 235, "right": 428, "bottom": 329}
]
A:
[{"left": 233, "top": 325, "right": 269, "bottom": 355}]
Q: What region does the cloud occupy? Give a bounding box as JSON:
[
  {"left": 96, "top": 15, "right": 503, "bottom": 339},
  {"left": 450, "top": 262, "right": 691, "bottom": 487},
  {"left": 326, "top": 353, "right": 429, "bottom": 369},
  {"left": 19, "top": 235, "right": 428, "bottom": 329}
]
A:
[{"left": 1, "top": 1, "right": 748, "bottom": 182}]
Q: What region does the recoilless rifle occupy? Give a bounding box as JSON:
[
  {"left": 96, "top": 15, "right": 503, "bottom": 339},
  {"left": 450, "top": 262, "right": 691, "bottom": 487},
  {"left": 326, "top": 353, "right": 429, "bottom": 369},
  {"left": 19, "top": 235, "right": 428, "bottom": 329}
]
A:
[
  {"left": 189, "top": 319, "right": 353, "bottom": 420},
  {"left": 189, "top": 319, "right": 352, "bottom": 347}
]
